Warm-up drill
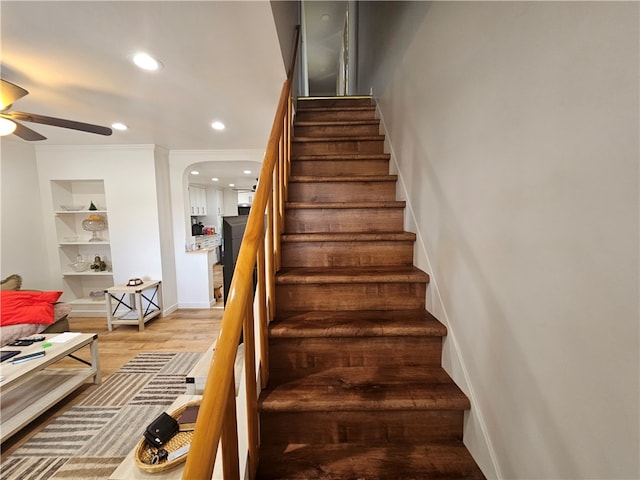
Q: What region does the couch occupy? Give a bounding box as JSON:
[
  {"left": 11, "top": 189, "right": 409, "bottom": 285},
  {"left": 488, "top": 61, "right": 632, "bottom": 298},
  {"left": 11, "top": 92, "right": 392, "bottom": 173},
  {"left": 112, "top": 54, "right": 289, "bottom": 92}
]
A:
[{"left": 0, "top": 274, "right": 72, "bottom": 347}]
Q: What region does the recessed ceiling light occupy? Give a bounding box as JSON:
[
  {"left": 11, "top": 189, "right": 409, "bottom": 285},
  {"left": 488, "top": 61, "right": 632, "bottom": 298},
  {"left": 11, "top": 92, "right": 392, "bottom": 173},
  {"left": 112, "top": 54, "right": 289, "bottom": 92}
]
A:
[
  {"left": 112, "top": 122, "right": 128, "bottom": 131},
  {"left": 132, "top": 52, "right": 162, "bottom": 71},
  {"left": 321, "top": 14, "right": 330, "bottom": 22},
  {"left": 211, "top": 177, "right": 219, "bottom": 182},
  {"left": 243, "top": 170, "right": 252, "bottom": 175},
  {"left": 229, "top": 183, "right": 235, "bottom": 187},
  {"left": 211, "top": 121, "right": 225, "bottom": 131},
  {"left": 191, "top": 170, "right": 199, "bottom": 175}
]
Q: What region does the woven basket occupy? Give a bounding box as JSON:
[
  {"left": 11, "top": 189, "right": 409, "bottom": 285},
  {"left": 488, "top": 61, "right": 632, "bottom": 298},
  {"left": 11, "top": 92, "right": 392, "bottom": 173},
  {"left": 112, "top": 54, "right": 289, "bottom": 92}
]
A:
[{"left": 134, "top": 400, "right": 200, "bottom": 473}]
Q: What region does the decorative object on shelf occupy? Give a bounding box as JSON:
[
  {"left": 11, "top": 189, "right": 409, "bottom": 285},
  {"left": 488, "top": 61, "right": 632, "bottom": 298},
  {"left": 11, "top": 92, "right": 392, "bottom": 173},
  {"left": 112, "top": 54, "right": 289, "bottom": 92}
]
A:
[
  {"left": 90, "top": 255, "right": 108, "bottom": 272},
  {"left": 82, "top": 214, "right": 106, "bottom": 241},
  {"left": 89, "top": 290, "right": 104, "bottom": 300},
  {"left": 69, "top": 254, "right": 89, "bottom": 272},
  {"left": 127, "top": 278, "right": 143, "bottom": 286},
  {"left": 60, "top": 205, "right": 85, "bottom": 211},
  {"left": 89, "top": 201, "right": 98, "bottom": 211}
]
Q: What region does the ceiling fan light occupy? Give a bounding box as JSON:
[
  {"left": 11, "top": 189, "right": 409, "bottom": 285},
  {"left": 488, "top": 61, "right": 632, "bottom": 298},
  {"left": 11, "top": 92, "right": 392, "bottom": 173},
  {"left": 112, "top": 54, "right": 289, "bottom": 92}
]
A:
[{"left": 0, "top": 117, "right": 17, "bottom": 136}]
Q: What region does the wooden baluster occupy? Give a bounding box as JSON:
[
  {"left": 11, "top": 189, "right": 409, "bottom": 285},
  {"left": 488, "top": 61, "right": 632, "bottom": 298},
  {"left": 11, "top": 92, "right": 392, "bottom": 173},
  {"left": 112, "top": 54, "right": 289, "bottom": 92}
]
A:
[
  {"left": 257, "top": 233, "right": 270, "bottom": 388},
  {"left": 266, "top": 195, "right": 276, "bottom": 321},
  {"left": 273, "top": 168, "right": 281, "bottom": 272},
  {"left": 244, "top": 296, "right": 259, "bottom": 478},
  {"left": 221, "top": 372, "right": 240, "bottom": 480}
]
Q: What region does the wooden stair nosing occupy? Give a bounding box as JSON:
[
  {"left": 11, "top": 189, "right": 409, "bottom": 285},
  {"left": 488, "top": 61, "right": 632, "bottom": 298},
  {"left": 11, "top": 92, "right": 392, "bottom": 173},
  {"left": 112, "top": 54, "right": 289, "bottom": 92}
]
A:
[
  {"left": 293, "top": 134, "right": 385, "bottom": 143},
  {"left": 256, "top": 442, "right": 486, "bottom": 479},
  {"left": 295, "top": 105, "right": 376, "bottom": 113},
  {"left": 295, "top": 119, "right": 380, "bottom": 127},
  {"left": 270, "top": 309, "right": 446, "bottom": 338},
  {"left": 281, "top": 232, "right": 416, "bottom": 243},
  {"left": 289, "top": 175, "right": 397, "bottom": 183},
  {"left": 293, "top": 153, "right": 390, "bottom": 161},
  {"left": 275, "top": 266, "right": 430, "bottom": 285},
  {"left": 285, "top": 201, "right": 405, "bottom": 209}
]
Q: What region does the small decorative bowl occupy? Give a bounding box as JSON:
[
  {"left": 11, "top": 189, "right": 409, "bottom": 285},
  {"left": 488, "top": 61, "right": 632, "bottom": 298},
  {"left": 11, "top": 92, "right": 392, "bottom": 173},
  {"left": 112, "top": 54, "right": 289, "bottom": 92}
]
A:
[
  {"left": 60, "top": 205, "right": 85, "bottom": 211},
  {"left": 70, "top": 261, "right": 90, "bottom": 272}
]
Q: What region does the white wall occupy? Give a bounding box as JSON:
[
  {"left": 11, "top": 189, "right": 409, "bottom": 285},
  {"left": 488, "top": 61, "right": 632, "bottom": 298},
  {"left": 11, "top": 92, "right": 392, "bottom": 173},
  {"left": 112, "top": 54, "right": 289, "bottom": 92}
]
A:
[
  {"left": 360, "top": 2, "right": 639, "bottom": 479},
  {"left": 34, "top": 145, "right": 175, "bottom": 310},
  {"left": 154, "top": 146, "right": 178, "bottom": 312},
  {"left": 0, "top": 140, "right": 52, "bottom": 289}
]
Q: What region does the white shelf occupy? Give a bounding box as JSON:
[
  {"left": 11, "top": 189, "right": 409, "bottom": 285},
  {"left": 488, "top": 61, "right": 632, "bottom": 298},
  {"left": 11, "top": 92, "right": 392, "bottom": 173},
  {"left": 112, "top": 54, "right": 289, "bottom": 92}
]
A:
[
  {"left": 59, "top": 241, "right": 110, "bottom": 246},
  {"left": 54, "top": 209, "right": 108, "bottom": 215},
  {"left": 51, "top": 179, "right": 113, "bottom": 317},
  {"left": 70, "top": 297, "right": 106, "bottom": 306},
  {"left": 1, "top": 368, "right": 98, "bottom": 441}
]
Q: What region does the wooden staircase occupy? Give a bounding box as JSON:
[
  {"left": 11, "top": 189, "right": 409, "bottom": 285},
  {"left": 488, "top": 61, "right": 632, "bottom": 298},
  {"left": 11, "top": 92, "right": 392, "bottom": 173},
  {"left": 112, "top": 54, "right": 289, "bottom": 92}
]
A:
[{"left": 256, "top": 97, "right": 485, "bottom": 479}]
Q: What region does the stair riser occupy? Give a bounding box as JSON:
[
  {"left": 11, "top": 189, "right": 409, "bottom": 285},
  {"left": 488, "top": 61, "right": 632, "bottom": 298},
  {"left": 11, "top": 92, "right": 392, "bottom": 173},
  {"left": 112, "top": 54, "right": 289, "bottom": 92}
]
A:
[
  {"left": 285, "top": 207, "right": 404, "bottom": 233},
  {"left": 295, "top": 123, "right": 380, "bottom": 137},
  {"left": 295, "top": 109, "right": 376, "bottom": 122},
  {"left": 291, "top": 159, "right": 390, "bottom": 177},
  {"left": 293, "top": 139, "right": 384, "bottom": 156},
  {"left": 276, "top": 283, "right": 426, "bottom": 311},
  {"left": 288, "top": 181, "right": 396, "bottom": 202},
  {"left": 269, "top": 336, "right": 442, "bottom": 370},
  {"left": 298, "top": 98, "right": 373, "bottom": 109},
  {"left": 281, "top": 241, "right": 414, "bottom": 268},
  {"left": 259, "top": 410, "right": 464, "bottom": 445}
]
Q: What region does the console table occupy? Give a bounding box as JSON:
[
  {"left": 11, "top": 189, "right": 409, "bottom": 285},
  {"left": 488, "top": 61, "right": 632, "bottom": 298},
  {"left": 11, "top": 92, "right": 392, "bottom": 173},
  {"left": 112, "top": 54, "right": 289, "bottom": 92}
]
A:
[
  {"left": 105, "top": 280, "right": 163, "bottom": 331},
  {"left": 0, "top": 332, "right": 100, "bottom": 442}
]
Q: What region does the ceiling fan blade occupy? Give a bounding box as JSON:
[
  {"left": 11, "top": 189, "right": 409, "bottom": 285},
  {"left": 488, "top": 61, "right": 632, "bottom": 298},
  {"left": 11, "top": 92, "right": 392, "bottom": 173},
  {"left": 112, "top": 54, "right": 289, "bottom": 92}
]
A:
[
  {"left": 11, "top": 120, "right": 47, "bottom": 141},
  {"left": 7, "top": 111, "right": 112, "bottom": 136},
  {"left": 0, "top": 79, "right": 28, "bottom": 110}
]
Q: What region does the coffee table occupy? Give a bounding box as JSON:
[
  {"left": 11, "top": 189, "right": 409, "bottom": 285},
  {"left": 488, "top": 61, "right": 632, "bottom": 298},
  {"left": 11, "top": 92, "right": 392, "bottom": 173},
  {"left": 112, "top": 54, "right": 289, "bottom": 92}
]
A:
[{"left": 0, "top": 332, "right": 100, "bottom": 442}]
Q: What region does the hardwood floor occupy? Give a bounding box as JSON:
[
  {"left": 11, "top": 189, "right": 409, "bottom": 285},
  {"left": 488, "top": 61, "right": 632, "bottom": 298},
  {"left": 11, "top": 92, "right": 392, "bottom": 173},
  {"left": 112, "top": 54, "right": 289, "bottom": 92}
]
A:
[{"left": 0, "top": 308, "right": 223, "bottom": 457}]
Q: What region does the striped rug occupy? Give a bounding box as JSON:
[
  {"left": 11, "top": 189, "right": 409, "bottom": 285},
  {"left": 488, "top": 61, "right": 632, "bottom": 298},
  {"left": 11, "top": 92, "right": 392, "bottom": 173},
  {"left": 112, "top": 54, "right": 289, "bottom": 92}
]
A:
[{"left": 0, "top": 352, "right": 202, "bottom": 480}]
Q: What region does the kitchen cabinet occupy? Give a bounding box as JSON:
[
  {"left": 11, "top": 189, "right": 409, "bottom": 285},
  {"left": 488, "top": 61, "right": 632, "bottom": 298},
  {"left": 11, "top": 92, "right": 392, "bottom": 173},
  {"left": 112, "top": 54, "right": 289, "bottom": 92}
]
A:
[
  {"left": 51, "top": 179, "right": 113, "bottom": 317},
  {"left": 189, "top": 185, "right": 207, "bottom": 216}
]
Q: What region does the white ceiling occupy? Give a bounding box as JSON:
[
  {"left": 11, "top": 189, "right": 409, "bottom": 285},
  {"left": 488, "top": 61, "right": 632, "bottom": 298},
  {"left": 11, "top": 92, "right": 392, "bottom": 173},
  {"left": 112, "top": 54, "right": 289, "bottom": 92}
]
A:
[
  {"left": 0, "top": 1, "right": 349, "bottom": 190},
  {"left": 0, "top": 1, "right": 289, "bottom": 189}
]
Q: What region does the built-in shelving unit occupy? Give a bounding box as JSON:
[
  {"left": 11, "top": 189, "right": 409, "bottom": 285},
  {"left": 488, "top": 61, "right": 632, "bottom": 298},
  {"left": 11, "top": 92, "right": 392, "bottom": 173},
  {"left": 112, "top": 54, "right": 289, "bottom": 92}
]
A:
[{"left": 51, "top": 180, "right": 113, "bottom": 317}]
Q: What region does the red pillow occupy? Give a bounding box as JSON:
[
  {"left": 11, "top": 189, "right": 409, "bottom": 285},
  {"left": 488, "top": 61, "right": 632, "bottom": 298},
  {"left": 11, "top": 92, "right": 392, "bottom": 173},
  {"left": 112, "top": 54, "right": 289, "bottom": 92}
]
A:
[{"left": 0, "top": 290, "right": 63, "bottom": 326}]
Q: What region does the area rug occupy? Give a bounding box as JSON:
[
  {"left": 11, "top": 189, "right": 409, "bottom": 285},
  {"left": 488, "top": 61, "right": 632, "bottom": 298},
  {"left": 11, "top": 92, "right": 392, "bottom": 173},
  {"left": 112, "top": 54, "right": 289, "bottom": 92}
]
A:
[{"left": 1, "top": 352, "right": 202, "bottom": 480}]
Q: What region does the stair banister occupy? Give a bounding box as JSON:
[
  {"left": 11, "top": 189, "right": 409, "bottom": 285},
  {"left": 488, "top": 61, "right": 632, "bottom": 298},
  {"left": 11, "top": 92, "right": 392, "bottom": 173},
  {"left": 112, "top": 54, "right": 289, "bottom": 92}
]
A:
[{"left": 182, "top": 26, "right": 299, "bottom": 480}]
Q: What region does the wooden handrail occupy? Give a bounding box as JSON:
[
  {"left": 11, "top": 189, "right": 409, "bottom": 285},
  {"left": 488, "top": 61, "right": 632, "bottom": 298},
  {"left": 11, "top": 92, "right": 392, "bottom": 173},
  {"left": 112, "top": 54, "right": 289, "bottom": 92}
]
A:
[{"left": 182, "top": 25, "right": 299, "bottom": 480}]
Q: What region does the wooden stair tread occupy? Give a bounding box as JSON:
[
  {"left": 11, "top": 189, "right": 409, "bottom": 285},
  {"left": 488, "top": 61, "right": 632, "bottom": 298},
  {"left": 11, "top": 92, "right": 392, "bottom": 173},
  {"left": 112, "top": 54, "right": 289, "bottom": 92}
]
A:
[
  {"left": 256, "top": 442, "right": 485, "bottom": 479},
  {"left": 295, "top": 119, "right": 380, "bottom": 127},
  {"left": 260, "top": 366, "right": 470, "bottom": 412},
  {"left": 281, "top": 232, "right": 416, "bottom": 242},
  {"left": 286, "top": 201, "right": 405, "bottom": 209},
  {"left": 294, "top": 153, "right": 390, "bottom": 161},
  {"left": 289, "top": 175, "right": 397, "bottom": 183},
  {"left": 293, "top": 135, "right": 385, "bottom": 143},
  {"left": 276, "top": 266, "right": 430, "bottom": 284},
  {"left": 296, "top": 105, "right": 376, "bottom": 113},
  {"left": 270, "top": 310, "right": 446, "bottom": 337}
]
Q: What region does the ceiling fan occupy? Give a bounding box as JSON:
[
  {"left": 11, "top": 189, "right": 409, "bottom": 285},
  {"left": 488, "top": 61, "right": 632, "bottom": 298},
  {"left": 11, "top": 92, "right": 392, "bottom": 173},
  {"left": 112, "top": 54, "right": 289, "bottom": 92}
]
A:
[{"left": 0, "top": 79, "right": 112, "bottom": 141}]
